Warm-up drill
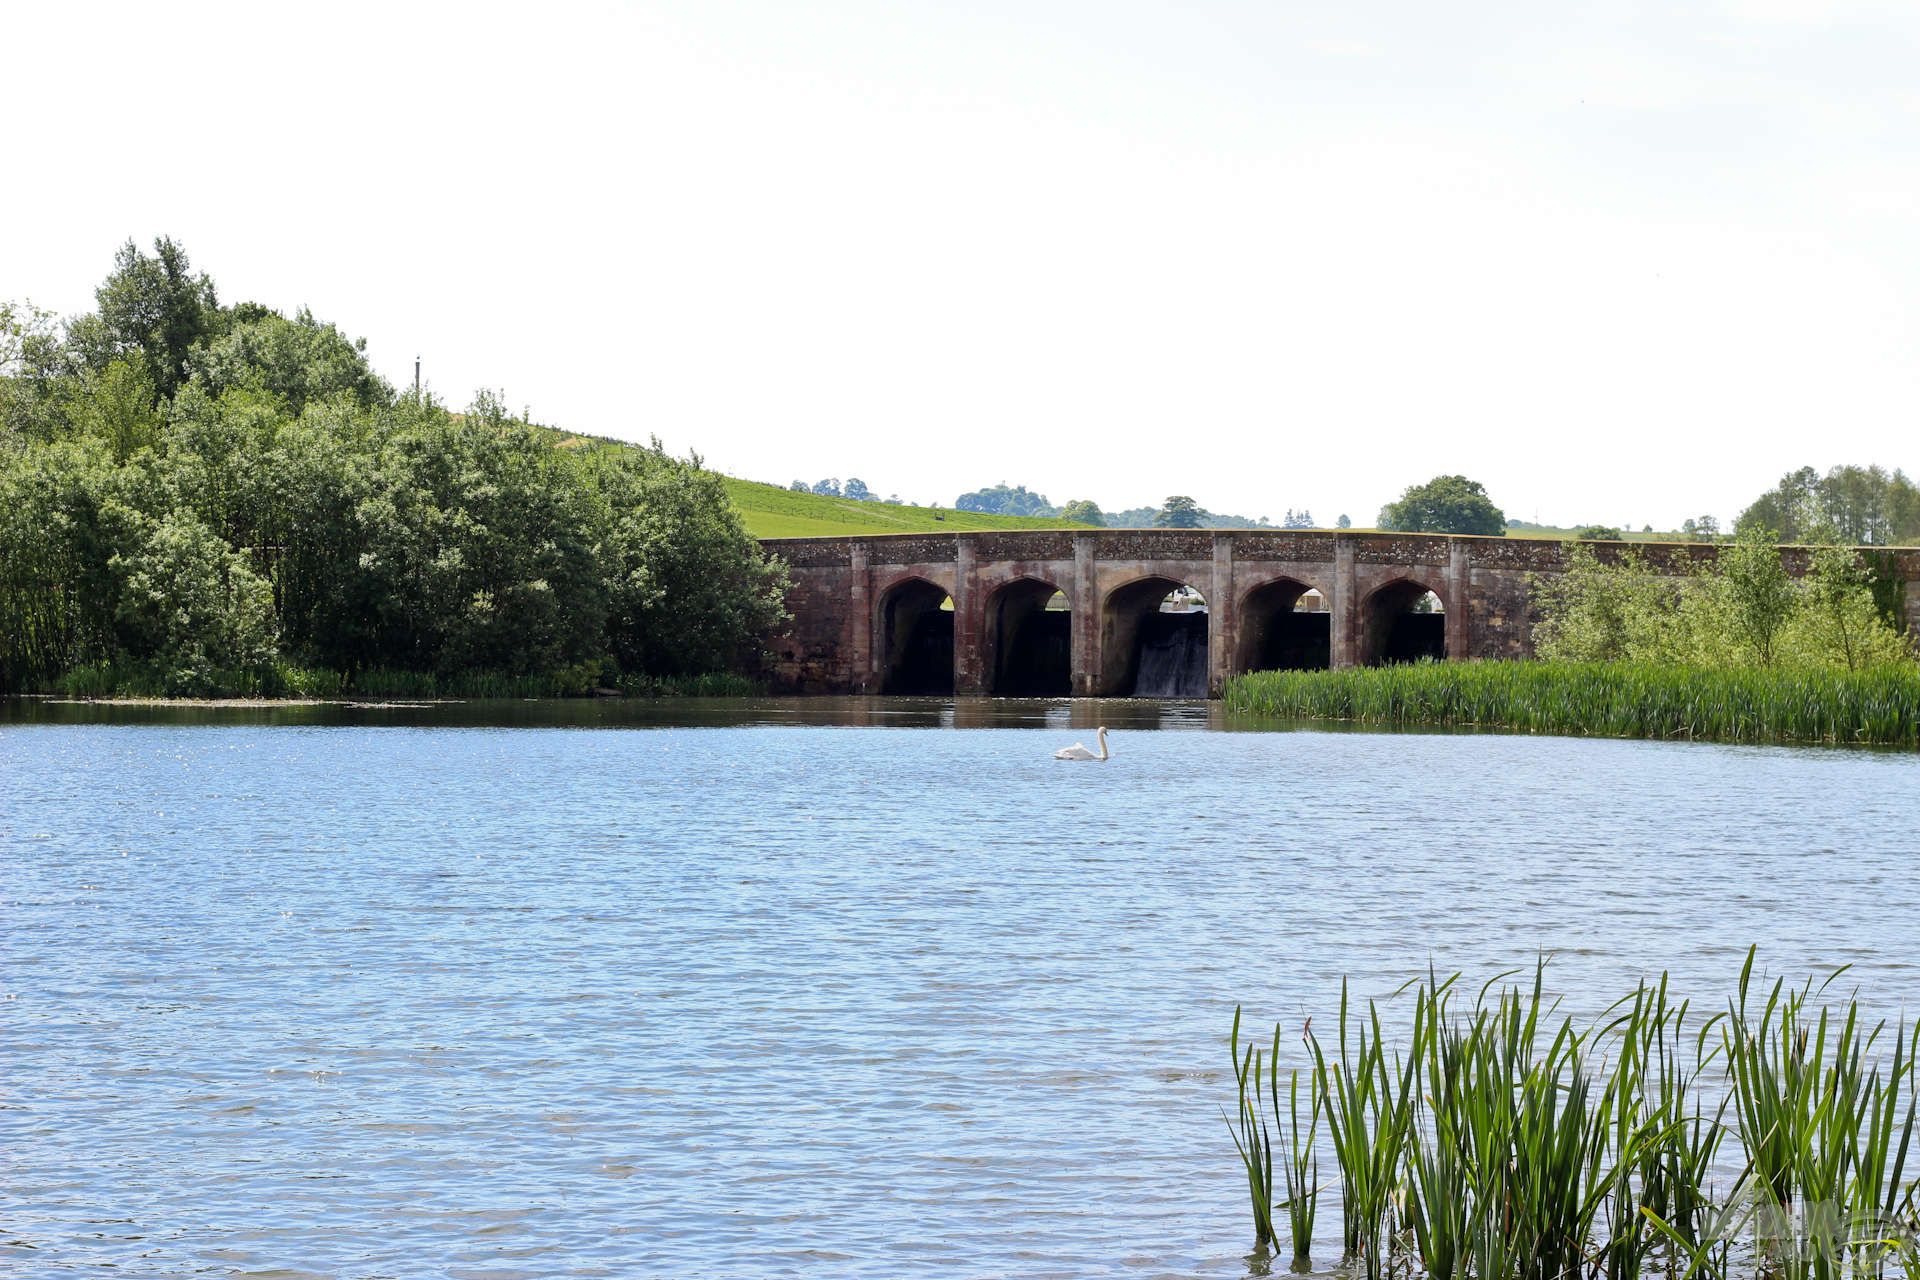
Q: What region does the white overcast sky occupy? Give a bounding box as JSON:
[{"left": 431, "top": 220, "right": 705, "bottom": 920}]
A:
[{"left": 8, "top": 1, "right": 1920, "bottom": 528}]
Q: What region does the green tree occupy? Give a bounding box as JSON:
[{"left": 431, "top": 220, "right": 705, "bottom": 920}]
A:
[
  {"left": 189, "top": 307, "right": 389, "bottom": 414},
  {"left": 1710, "top": 527, "right": 1796, "bottom": 666},
  {"left": 1060, "top": 498, "right": 1105, "bottom": 526},
  {"left": 261, "top": 414, "right": 377, "bottom": 668},
  {"left": 1155, "top": 495, "right": 1203, "bottom": 529},
  {"left": 1377, "top": 475, "right": 1506, "bottom": 535},
  {"left": 956, "top": 482, "right": 1055, "bottom": 516},
  {"left": 0, "top": 439, "right": 123, "bottom": 688},
  {"left": 598, "top": 443, "right": 790, "bottom": 677},
  {"left": 1573, "top": 525, "right": 1625, "bottom": 542},
  {"left": 1736, "top": 464, "right": 1920, "bottom": 545},
  {"left": 1335, "top": 514, "right": 1352, "bottom": 529},
  {"left": 68, "top": 357, "right": 158, "bottom": 462},
  {"left": 1785, "top": 546, "right": 1911, "bottom": 669},
  {"left": 155, "top": 385, "right": 286, "bottom": 555},
  {"left": 1736, "top": 467, "right": 1820, "bottom": 542},
  {"left": 0, "top": 239, "right": 800, "bottom": 695},
  {"left": 0, "top": 301, "right": 78, "bottom": 444},
  {"left": 355, "top": 399, "right": 608, "bottom": 677},
  {"left": 109, "top": 508, "right": 278, "bottom": 691},
  {"left": 81, "top": 237, "right": 219, "bottom": 400},
  {"left": 1681, "top": 515, "right": 1721, "bottom": 543}
]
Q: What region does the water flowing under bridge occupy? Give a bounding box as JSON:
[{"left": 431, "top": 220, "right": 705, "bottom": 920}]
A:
[{"left": 759, "top": 529, "right": 1920, "bottom": 697}]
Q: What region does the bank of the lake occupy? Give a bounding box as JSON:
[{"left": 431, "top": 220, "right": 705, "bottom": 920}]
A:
[
  {"left": 1223, "top": 659, "right": 1920, "bottom": 746},
  {"left": 34, "top": 664, "right": 762, "bottom": 701}
]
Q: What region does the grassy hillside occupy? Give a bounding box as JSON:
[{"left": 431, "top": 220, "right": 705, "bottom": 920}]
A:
[
  {"left": 543, "top": 429, "right": 1089, "bottom": 538},
  {"left": 552, "top": 431, "right": 1688, "bottom": 542},
  {"left": 721, "top": 477, "right": 1090, "bottom": 539}
]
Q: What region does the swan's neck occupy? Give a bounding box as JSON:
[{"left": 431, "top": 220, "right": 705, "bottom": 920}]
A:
[{"left": 1096, "top": 729, "right": 1109, "bottom": 761}]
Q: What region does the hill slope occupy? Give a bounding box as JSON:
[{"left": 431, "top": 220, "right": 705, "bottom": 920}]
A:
[
  {"left": 544, "top": 430, "right": 1090, "bottom": 538},
  {"left": 722, "top": 477, "right": 1090, "bottom": 539}
]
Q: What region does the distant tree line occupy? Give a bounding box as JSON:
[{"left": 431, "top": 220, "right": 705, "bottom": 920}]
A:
[
  {"left": 789, "top": 476, "right": 908, "bottom": 505},
  {"left": 944, "top": 465, "right": 1920, "bottom": 547},
  {"left": 0, "top": 238, "right": 789, "bottom": 696},
  {"left": 954, "top": 482, "right": 1293, "bottom": 529},
  {"left": 1477, "top": 466, "right": 1919, "bottom": 547},
  {"left": 1735, "top": 465, "right": 1920, "bottom": 545}
]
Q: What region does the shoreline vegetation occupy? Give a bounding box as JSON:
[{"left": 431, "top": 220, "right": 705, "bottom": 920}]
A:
[
  {"left": 2, "top": 239, "right": 790, "bottom": 700},
  {"left": 1223, "top": 661, "right": 1920, "bottom": 747},
  {"left": 1227, "top": 532, "right": 1918, "bottom": 747},
  {"left": 30, "top": 665, "right": 762, "bottom": 702},
  {"left": 1228, "top": 953, "right": 1920, "bottom": 1280}
]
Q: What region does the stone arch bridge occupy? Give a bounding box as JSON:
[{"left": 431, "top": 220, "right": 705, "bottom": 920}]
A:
[{"left": 761, "top": 529, "right": 1920, "bottom": 697}]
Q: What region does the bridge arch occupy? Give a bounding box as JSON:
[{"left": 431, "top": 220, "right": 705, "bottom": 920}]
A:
[
  {"left": 1238, "top": 576, "right": 1331, "bottom": 673},
  {"left": 982, "top": 576, "right": 1071, "bottom": 696},
  {"left": 1360, "top": 576, "right": 1447, "bottom": 665},
  {"left": 877, "top": 576, "right": 954, "bottom": 694},
  {"left": 1100, "top": 574, "right": 1209, "bottom": 697}
]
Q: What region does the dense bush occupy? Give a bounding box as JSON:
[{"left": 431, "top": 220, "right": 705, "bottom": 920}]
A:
[
  {"left": 1530, "top": 530, "right": 1910, "bottom": 669},
  {"left": 0, "top": 238, "right": 789, "bottom": 695}
]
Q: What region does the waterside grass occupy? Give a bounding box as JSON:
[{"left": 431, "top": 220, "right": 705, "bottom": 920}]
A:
[
  {"left": 1229, "top": 953, "right": 1920, "bottom": 1280},
  {"left": 1222, "top": 661, "right": 1920, "bottom": 748}
]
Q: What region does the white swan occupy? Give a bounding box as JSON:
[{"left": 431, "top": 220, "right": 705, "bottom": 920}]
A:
[{"left": 1054, "top": 726, "right": 1110, "bottom": 761}]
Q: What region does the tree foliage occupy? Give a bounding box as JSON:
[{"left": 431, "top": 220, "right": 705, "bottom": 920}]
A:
[
  {"left": 1377, "top": 475, "right": 1507, "bottom": 536},
  {"left": 1737, "top": 464, "right": 1920, "bottom": 546},
  {"left": 1681, "top": 515, "right": 1721, "bottom": 542},
  {"left": 0, "top": 240, "right": 790, "bottom": 694},
  {"left": 955, "top": 482, "right": 1056, "bottom": 517},
  {"left": 1531, "top": 535, "right": 1909, "bottom": 671},
  {"left": 1155, "top": 495, "right": 1203, "bottom": 529},
  {"left": 1059, "top": 498, "right": 1104, "bottom": 526},
  {"left": 109, "top": 508, "right": 278, "bottom": 692},
  {"left": 81, "top": 237, "right": 219, "bottom": 401},
  {"left": 190, "top": 307, "right": 390, "bottom": 413}
]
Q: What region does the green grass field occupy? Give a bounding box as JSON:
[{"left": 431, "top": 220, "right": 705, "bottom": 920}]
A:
[
  {"left": 543, "top": 428, "right": 1091, "bottom": 539},
  {"left": 720, "top": 476, "right": 1091, "bottom": 539}
]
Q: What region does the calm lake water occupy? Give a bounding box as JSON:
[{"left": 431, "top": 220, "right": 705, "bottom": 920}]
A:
[{"left": 5, "top": 697, "right": 1920, "bottom": 1279}]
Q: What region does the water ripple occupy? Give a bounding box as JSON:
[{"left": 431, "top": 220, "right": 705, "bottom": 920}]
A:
[{"left": 3, "top": 715, "right": 1919, "bottom": 1277}]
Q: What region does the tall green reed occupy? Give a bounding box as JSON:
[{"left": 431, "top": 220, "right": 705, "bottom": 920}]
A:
[
  {"left": 1722, "top": 950, "right": 1920, "bottom": 1280},
  {"left": 1308, "top": 978, "right": 1421, "bottom": 1277},
  {"left": 1227, "top": 1008, "right": 1322, "bottom": 1263},
  {"left": 1228, "top": 954, "right": 1920, "bottom": 1280},
  {"left": 1222, "top": 661, "right": 1920, "bottom": 748}
]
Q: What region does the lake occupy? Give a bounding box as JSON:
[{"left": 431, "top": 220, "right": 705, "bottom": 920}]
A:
[{"left": 5, "top": 697, "right": 1920, "bottom": 1278}]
